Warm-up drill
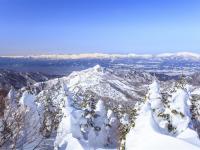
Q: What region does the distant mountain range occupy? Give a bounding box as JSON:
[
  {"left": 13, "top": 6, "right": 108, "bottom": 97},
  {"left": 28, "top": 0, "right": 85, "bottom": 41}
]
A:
[{"left": 2, "top": 52, "right": 200, "bottom": 60}]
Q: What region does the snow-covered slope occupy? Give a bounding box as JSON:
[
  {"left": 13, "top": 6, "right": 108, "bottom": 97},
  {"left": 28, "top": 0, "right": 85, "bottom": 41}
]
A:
[
  {"left": 126, "top": 80, "right": 200, "bottom": 150},
  {"left": 0, "top": 70, "right": 51, "bottom": 90}
]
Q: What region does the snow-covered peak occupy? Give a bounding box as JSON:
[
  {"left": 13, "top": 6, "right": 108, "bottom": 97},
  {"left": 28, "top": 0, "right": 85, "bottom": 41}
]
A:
[
  {"left": 66, "top": 65, "right": 104, "bottom": 92},
  {"left": 92, "top": 64, "right": 103, "bottom": 72},
  {"left": 156, "top": 52, "right": 200, "bottom": 60},
  {"left": 176, "top": 52, "right": 200, "bottom": 58}
]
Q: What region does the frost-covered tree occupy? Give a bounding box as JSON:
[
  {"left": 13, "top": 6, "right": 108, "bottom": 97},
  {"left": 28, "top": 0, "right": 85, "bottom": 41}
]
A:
[
  {"left": 79, "top": 97, "right": 112, "bottom": 148},
  {"left": 88, "top": 99, "right": 109, "bottom": 148},
  {"left": 148, "top": 78, "right": 191, "bottom": 135},
  {"left": 190, "top": 94, "right": 200, "bottom": 138},
  {"left": 0, "top": 88, "right": 45, "bottom": 150}
]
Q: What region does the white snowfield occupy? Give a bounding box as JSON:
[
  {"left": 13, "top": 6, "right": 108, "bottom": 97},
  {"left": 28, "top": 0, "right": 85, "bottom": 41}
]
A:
[{"left": 126, "top": 80, "right": 200, "bottom": 150}]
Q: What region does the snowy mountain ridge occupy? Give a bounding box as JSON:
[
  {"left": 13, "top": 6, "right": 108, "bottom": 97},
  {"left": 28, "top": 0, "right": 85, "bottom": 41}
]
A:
[{"left": 62, "top": 65, "right": 151, "bottom": 102}]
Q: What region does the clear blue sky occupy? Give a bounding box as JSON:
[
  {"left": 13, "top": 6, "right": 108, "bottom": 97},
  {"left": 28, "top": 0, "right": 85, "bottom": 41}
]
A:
[{"left": 0, "top": 0, "right": 200, "bottom": 55}]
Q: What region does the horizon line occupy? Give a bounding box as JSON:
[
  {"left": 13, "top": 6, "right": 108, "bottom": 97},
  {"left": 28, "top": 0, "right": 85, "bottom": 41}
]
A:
[{"left": 1, "top": 51, "right": 200, "bottom": 59}]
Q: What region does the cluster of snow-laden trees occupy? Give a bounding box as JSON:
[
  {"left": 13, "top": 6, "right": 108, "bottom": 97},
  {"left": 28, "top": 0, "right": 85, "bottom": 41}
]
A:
[
  {"left": 0, "top": 82, "right": 66, "bottom": 150},
  {"left": 148, "top": 78, "right": 191, "bottom": 135},
  {"left": 0, "top": 80, "right": 134, "bottom": 150},
  {"left": 125, "top": 77, "right": 200, "bottom": 150},
  {"left": 0, "top": 87, "right": 43, "bottom": 149},
  {"left": 54, "top": 88, "right": 122, "bottom": 150},
  {"left": 190, "top": 94, "right": 200, "bottom": 137}
]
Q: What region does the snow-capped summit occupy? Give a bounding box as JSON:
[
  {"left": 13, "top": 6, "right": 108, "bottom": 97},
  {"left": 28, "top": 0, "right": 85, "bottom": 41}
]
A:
[
  {"left": 93, "top": 64, "right": 103, "bottom": 72},
  {"left": 156, "top": 52, "right": 200, "bottom": 60},
  {"left": 65, "top": 65, "right": 151, "bottom": 102}
]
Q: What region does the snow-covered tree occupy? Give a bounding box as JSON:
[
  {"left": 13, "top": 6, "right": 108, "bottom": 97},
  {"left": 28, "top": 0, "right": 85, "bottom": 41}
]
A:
[
  {"left": 0, "top": 88, "right": 45, "bottom": 149},
  {"left": 148, "top": 78, "right": 191, "bottom": 135}
]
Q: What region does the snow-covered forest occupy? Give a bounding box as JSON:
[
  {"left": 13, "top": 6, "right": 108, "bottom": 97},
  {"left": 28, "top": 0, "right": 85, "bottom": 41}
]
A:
[{"left": 0, "top": 65, "right": 200, "bottom": 150}]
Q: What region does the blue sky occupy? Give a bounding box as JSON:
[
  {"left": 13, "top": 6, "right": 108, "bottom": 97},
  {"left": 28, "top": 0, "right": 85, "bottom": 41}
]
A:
[{"left": 0, "top": 0, "right": 200, "bottom": 55}]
